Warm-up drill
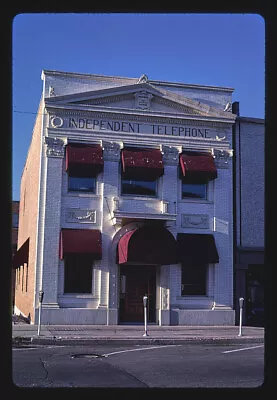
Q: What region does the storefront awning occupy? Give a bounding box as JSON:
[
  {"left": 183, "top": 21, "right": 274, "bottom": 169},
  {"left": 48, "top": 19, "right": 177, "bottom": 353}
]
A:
[
  {"left": 60, "top": 228, "right": 102, "bottom": 259},
  {"left": 66, "top": 144, "right": 104, "bottom": 176},
  {"left": 179, "top": 152, "right": 217, "bottom": 180},
  {"left": 117, "top": 225, "right": 178, "bottom": 264},
  {"left": 177, "top": 233, "right": 219, "bottom": 265},
  {"left": 13, "top": 238, "right": 29, "bottom": 269},
  {"left": 121, "top": 147, "right": 164, "bottom": 180}
]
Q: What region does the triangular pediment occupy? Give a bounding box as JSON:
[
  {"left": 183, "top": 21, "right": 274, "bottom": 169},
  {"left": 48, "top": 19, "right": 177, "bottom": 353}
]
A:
[{"left": 45, "top": 82, "right": 236, "bottom": 121}]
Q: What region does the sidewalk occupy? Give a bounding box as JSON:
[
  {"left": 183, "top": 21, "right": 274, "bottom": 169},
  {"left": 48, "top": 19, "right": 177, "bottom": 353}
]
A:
[{"left": 12, "top": 321, "right": 265, "bottom": 346}]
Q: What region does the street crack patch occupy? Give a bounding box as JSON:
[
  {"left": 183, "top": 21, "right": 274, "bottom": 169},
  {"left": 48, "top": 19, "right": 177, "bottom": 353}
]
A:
[{"left": 71, "top": 353, "right": 106, "bottom": 359}]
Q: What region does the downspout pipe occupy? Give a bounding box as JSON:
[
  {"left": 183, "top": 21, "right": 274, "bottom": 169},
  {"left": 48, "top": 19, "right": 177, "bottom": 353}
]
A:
[{"left": 232, "top": 101, "right": 240, "bottom": 323}]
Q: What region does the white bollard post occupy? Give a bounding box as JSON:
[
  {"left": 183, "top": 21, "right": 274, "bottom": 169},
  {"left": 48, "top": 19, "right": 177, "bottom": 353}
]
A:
[
  {"left": 143, "top": 295, "right": 148, "bottom": 336},
  {"left": 238, "top": 297, "right": 244, "bottom": 336}
]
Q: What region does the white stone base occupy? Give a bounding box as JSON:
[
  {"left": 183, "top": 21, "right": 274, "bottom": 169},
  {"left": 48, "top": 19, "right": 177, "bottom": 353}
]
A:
[
  {"left": 170, "top": 308, "right": 235, "bottom": 325},
  {"left": 34, "top": 307, "right": 109, "bottom": 325},
  {"left": 158, "top": 309, "right": 170, "bottom": 326}
]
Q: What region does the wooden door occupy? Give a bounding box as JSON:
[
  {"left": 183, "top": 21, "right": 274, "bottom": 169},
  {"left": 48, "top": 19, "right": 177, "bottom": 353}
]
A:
[{"left": 120, "top": 265, "right": 156, "bottom": 323}]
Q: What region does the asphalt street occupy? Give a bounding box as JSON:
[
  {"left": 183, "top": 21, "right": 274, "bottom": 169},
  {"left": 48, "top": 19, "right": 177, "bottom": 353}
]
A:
[{"left": 12, "top": 342, "right": 265, "bottom": 389}]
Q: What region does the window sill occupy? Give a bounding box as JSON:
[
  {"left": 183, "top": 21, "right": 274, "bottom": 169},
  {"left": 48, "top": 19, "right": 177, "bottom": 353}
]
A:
[
  {"left": 59, "top": 294, "right": 98, "bottom": 299},
  {"left": 179, "top": 199, "right": 213, "bottom": 204},
  {"left": 121, "top": 195, "right": 158, "bottom": 201},
  {"left": 177, "top": 295, "right": 209, "bottom": 299},
  {"left": 64, "top": 192, "right": 101, "bottom": 198}
]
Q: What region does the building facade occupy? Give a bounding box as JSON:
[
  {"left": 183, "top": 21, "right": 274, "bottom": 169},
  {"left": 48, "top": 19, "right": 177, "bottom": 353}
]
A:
[
  {"left": 13, "top": 70, "right": 237, "bottom": 325},
  {"left": 232, "top": 108, "right": 265, "bottom": 326},
  {"left": 12, "top": 201, "right": 19, "bottom": 310}
]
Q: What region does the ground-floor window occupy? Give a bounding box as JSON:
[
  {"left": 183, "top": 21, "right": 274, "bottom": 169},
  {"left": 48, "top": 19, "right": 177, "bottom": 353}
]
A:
[
  {"left": 181, "top": 264, "right": 207, "bottom": 295},
  {"left": 64, "top": 254, "right": 93, "bottom": 293}
]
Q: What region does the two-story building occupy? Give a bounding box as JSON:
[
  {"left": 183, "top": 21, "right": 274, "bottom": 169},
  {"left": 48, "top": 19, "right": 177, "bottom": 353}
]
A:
[
  {"left": 13, "top": 70, "right": 237, "bottom": 325},
  {"left": 232, "top": 104, "right": 264, "bottom": 326}
]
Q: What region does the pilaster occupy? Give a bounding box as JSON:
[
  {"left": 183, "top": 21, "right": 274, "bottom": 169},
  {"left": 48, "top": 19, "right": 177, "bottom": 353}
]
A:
[
  {"left": 159, "top": 265, "right": 170, "bottom": 325},
  {"left": 40, "top": 136, "right": 66, "bottom": 306},
  {"left": 99, "top": 141, "right": 122, "bottom": 316}
]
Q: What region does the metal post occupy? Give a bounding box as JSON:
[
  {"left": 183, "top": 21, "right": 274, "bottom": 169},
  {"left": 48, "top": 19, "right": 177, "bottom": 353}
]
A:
[
  {"left": 238, "top": 297, "right": 244, "bottom": 336},
  {"left": 143, "top": 295, "right": 148, "bottom": 336},
  {"left": 37, "top": 290, "right": 44, "bottom": 336}
]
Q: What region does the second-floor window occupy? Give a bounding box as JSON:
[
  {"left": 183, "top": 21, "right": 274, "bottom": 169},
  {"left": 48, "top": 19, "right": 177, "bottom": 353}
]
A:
[
  {"left": 121, "top": 178, "right": 157, "bottom": 196},
  {"left": 181, "top": 178, "right": 207, "bottom": 200},
  {"left": 121, "top": 147, "right": 164, "bottom": 197},
  {"left": 179, "top": 151, "right": 217, "bottom": 201},
  {"left": 68, "top": 175, "right": 96, "bottom": 193},
  {"left": 66, "top": 143, "right": 103, "bottom": 194}
]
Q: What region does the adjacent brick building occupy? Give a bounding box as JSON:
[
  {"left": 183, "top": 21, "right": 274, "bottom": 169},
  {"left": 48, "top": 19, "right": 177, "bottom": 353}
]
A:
[
  {"left": 12, "top": 201, "right": 20, "bottom": 309},
  {"left": 232, "top": 107, "right": 265, "bottom": 326},
  {"left": 13, "top": 70, "right": 243, "bottom": 325}
]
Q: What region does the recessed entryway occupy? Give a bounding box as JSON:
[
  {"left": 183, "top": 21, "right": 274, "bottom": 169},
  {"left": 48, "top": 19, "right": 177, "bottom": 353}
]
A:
[{"left": 119, "top": 265, "right": 156, "bottom": 323}]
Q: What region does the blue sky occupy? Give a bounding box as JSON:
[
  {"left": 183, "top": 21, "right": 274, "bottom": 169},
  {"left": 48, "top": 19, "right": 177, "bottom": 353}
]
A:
[{"left": 12, "top": 13, "right": 265, "bottom": 201}]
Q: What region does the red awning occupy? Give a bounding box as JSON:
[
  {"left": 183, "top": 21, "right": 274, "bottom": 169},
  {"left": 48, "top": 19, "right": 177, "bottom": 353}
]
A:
[
  {"left": 13, "top": 238, "right": 29, "bottom": 269},
  {"left": 66, "top": 144, "right": 103, "bottom": 176},
  {"left": 60, "top": 229, "right": 102, "bottom": 259},
  {"left": 177, "top": 233, "right": 219, "bottom": 265},
  {"left": 117, "top": 225, "right": 178, "bottom": 265},
  {"left": 121, "top": 147, "right": 164, "bottom": 180},
  {"left": 179, "top": 152, "right": 217, "bottom": 180}
]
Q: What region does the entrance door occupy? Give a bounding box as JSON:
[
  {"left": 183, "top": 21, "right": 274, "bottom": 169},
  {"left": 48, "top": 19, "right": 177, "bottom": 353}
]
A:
[{"left": 119, "top": 265, "right": 156, "bottom": 323}]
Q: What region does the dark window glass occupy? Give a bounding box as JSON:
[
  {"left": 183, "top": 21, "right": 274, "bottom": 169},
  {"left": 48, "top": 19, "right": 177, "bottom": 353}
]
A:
[
  {"left": 181, "top": 264, "right": 207, "bottom": 295},
  {"left": 68, "top": 176, "right": 96, "bottom": 193},
  {"left": 64, "top": 254, "right": 93, "bottom": 293},
  {"left": 122, "top": 178, "right": 157, "bottom": 196},
  {"left": 182, "top": 178, "right": 207, "bottom": 199}
]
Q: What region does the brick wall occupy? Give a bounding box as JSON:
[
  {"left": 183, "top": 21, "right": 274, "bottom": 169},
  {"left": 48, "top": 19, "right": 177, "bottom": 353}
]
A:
[
  {"left": 12, "top": 201, "right": 20, "bottom": 309},
  {"left": 14, "top": 100, "right": 43, "bottom": 321}
]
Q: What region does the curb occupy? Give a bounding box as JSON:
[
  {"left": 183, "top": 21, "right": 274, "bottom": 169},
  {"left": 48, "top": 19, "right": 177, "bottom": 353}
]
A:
[{"left": 12, "top": 336, "right": 264, "bottom": 346}]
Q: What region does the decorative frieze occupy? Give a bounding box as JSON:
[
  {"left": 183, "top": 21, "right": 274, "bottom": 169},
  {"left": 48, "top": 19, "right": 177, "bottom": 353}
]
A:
[
  {"left": 181, "top": 214, "right": 209, "bottom": 229},
  {"left": 161, "top": 145, "right": 180, "bottom": 165},
  {"left": 65, "top": 208, "right": 96, "bottom": 224},
  {"left": 212, "top": 148, "right": 233, "bottom": 168},
  {"left": 44, "top": 136, "right": 66, "bottom": 158},
  {"left": 134, "top": 91, "right": 153, "bottom": 110},
  {"left": 102, "top": 141, "right": 121, "bottom": 161}
]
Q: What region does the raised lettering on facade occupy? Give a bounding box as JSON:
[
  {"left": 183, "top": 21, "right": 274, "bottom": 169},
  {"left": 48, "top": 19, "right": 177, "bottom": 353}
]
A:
[{"left": 67, "top": 117, "right": 212, "bottom": 139}]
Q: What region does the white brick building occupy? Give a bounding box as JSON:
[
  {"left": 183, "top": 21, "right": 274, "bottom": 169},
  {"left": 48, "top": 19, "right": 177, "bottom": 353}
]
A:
[{"left": 13, "top": 70, "right": 237, "bottom": 325}]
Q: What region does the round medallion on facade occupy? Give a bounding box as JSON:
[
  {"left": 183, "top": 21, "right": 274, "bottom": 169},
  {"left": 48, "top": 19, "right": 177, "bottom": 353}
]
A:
[{"left": 51, "top": 116, "right": 64, "bottom": 128}]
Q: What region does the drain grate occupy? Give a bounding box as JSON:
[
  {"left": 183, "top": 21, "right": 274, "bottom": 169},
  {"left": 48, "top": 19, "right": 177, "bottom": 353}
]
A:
[{"left": 71, "top": 353, "right": 106, "bottom": 359}]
